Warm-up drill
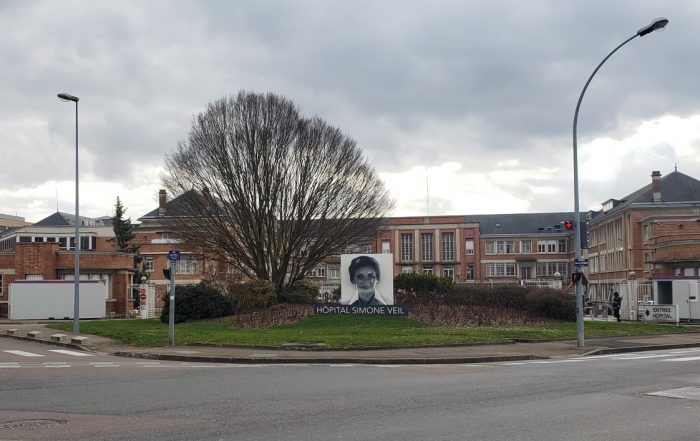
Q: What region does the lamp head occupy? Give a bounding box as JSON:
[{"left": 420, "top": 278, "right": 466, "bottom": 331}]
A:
[
  {"left": 637, "top": 17, "right": 669, "bottom": 37},
  {"left": 57, "top": 93, "right": 79, "bottom": 102}
]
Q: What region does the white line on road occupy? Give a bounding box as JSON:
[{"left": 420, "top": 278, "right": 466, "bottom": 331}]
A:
[
  {"left": 48, "top": 349, "right": 95, "bottom": 357},
  {"left": 664, "top": 356, "right": 700, "bottom": 362},
  {"left": 3, "top": 350, "right": 44, "bottom": 357}
]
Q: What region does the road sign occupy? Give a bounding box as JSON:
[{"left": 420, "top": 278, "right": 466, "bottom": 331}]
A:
[
  {"left": 574, "top": 258, "right": 589, "bottom": 267},
  {"left": 168, "top": 250, "right": 181, "bottom": 262},
  {"left": 139, "top": 287, "right": 147, "bottom": 301}
]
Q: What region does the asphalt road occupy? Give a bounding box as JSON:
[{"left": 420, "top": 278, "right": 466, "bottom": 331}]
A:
[{"left": 1, "top": 339, "right": 699, "bottom": 440}]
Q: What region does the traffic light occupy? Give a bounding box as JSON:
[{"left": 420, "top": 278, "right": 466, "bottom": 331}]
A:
[
  {"left": 563, "top": 220, "right": 574, "bottom": 230},
  {"left": 572, "top": 272, "right": 582, "bottom": 283}
]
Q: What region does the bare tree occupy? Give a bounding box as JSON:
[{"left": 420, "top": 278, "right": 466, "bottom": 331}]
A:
[{"left": 162, "top": 91, "right": 394, "bottom": 294}]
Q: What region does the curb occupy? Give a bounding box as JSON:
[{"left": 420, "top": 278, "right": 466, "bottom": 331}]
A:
[
  {"left": 0, "top": 333, "right": 93, "bottom": 352},
  {"left": 109, "top": 351, "right": 549, "bottom": 365}
]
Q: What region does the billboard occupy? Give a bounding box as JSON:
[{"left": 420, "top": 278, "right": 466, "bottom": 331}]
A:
[{"left": 340, "top": 254, "right": 394, "bottom": 306}]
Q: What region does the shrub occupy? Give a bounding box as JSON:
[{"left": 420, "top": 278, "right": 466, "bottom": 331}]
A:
[
  {"left": 160, "top": 282, "right": 233, "bottom": 323},
  {"left": 279, "top": 278, "right": 319, "bottom": 304},
  {"left": 225, "top": 279, "right": 277, "bottom": 313},
  {"left": 525, "top": 288, "right": 576, "bottom": 321},
  {"left": 394, "top": 273, "right": 453, "bottom": 294}
]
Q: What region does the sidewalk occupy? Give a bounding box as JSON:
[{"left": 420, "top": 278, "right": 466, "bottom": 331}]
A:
[{"left": 2, "top": 322, "right": 700, "bottom": 365}]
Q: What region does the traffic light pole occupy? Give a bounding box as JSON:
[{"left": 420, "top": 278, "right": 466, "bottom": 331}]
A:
[{"left": 168, "top": 260, "right": 176, "bottom": 347}]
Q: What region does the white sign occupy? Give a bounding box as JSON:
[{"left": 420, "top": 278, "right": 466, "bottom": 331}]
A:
[{"left": 642, "top": 304, "right": 679, "bottom": 324}]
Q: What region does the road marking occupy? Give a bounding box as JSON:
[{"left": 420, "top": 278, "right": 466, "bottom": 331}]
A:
[
  {"left": 42, "top": 362, "right": 70, "bottom": 368},
  {"left": 48, "top": 349, "right": 95, "bottom": 357},
  {"left": 3, "top": 350, "right": 44, "bottom": 357},
  {"left": 664, "top": 356, "right": 700, "bottom": 362},
  {"left": 0, "top": 363, "right": 20, "bottom": 368},
  {"left": 615, "top": 354, "right": 679, "bottom": 360}
]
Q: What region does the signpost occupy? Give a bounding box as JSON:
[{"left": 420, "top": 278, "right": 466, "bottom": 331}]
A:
[{"left": 167, "top": 250, "right": 180, "bottom": 347}]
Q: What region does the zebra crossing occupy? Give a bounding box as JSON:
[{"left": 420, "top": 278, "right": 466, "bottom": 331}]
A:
[{"left": 498, "top": 348, "right": 700, "bottom": 366}]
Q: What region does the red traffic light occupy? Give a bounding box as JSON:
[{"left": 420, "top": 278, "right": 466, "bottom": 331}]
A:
[{"left": 563, "top": 220, "right": 574, "bottom": 230}]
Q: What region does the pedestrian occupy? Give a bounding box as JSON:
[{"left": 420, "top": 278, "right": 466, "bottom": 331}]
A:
[{"left": 612, "top": 292, "right": 622, "bottom": 322}]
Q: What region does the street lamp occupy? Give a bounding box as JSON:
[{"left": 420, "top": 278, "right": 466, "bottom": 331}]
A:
[
  {"left": 58, "top": 92, "right": 80, "bottom": 334},
  {"left": 572, "top": 18, "right": 668, "bottom": 348}
]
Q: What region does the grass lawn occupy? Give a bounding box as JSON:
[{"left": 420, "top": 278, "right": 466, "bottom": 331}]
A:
[{"left": 46, "top": 315, "right": 699, "bottom": 348}]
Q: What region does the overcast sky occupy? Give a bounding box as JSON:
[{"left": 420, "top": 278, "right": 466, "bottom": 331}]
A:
[{"left": 2, "top": 0, "right": 698, "bottom": 223}]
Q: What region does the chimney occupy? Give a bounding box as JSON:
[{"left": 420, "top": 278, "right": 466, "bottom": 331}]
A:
[
  {"left": 158, "top": 189, "right": 167, "bottom": 215},
  {"left": 651, "top": 171, "right": 662, "bottom": 202},
  {"left": 202, "top": 187, "right": 211, "bottom": 208}
]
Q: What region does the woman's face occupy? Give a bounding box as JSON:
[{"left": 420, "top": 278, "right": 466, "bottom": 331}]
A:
[{"left": 353, "top": 265, "right": 377, "bottom": 302}]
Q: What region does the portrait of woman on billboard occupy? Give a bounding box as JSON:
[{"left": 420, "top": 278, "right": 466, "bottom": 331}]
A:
[{"left": 341, "top": 254, "right": 394, "bottom": 306}]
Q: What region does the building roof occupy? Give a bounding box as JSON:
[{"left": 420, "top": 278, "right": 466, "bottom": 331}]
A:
[
  {"left": 590, "top": 170, "right": 700, "bottom": 222},
  {"left": 463, "top": 212, "right": 575, "bottom": 235},
  {"left": 33, "top": 212, "right": 113, "bottom": 227},
  {"left": 139, "top": 189, "right": 202, "bottom": 220}
]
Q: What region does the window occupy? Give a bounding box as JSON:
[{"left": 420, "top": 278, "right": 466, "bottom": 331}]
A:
[
  {"left": 161, "top": 232, "right": 171, "bottom": 239},
  {"left": 486, "top": 240, "right": 514, "bottom": 255},
  {"left": 442, "top": 232, "right": 454, "bottom": 261},
  {"left": 422, "top": 266, "right": 433, "bottom": 275},
  {"left": 0, "top": 274, "right": 3, "bottom": 297},
  {"left": 18, "top": 236, "right": 31, "bottom": 243},
  {"left": 309, "top": 265, "right": 326, "bottom": 278},
  {"left": 80, "top": 236, "right": 90, "bottom": 251},
  {"left": 520, "top": 240, "right": 531, "bottom": 254},
  {"left": 330, "top": 267, "right": 340, "bottom": 279},
  {"left": 34, "top": 237, "right": 45, "bottom": 243},
  {"left": 443, "top": 266, "right": 454, "bottom": 279},
  {"left": 465, "top": 239, "right": 474, "bottom": 255},
  {"left": 381, "top": 240, "right": 390, "bottom": 254},
  {"left": 485, "top": 262, "right": 516, "bottom": 277},
  {"left": 26, "top": 274, "right": 43, "bottom": 280},
  {"left": 361, "top": 244, "right": 372, "bottom": 254},
  {"left": 144, "top": 258, "right": 155, "bottom": 272},
  {"left": 421, "top": 233, "right": 433, "bottom": 261},
  {"left": 47, "top": 237, "right": 56, "bottom": 243},
  {"left": 537, "top": 240, "right": 558, "bottom": 253},
  {"left": 176, "top": 258, "right": 199, "bottom": 274},
  {"left": 465, "top": 264, "right": 474, "bottom": 280},
  {"left": 537, "top": 261, "right": 569, "bottom": 277},
  {"left": 59, "top": 237, "right": 67, "bottom": 249},
  {"left": 558, "top": 239, "right": 567, "bottom": 253},
  {"left": 401, "top": 234, "right": 413, "bottom": 262},
  {"left": 401, "top": 266, "right": 413, "bottom": 274}
]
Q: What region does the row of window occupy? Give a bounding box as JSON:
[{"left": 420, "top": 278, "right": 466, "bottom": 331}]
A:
[
  {"left": 143, "top": 257, "right": 200, "bottom": 275},
  {"left": 401, "top": 232, "right": 457, "bottom": 262},
  {"left": 485, "top": 240, "right": 567, "bottom": 255},
  {"left": 12, "top": 236, "right": 97, "bottom": 251},
  {"left": 392, "top": 235, "right": 569, "bottom": 262}
]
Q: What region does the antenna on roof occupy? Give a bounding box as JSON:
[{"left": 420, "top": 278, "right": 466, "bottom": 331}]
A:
[
  {"left": 426, "top": 166, "right": 430, "bottom": 217},
  {"left": 55, "top": 181, "right": 59, "bottom": 212},
  {"left": 675, "top": 163, "right": 678, "bottom": 172}
]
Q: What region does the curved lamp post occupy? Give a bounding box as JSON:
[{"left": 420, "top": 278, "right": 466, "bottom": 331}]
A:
[
  {"left": 57, "top": 92, "right": 80, "bottom": 334},
  {"left": 572, "top": 18, "right": 668, "bottom": 348}
]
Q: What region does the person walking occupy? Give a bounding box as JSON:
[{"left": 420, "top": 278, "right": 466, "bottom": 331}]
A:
[{"left": 612, "top": 292, "right": 622, "bottom": 322}]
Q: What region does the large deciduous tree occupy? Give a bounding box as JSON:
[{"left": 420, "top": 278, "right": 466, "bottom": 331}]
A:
[{"left": 163, "top": 91, "right": 394, "bottom": 293}]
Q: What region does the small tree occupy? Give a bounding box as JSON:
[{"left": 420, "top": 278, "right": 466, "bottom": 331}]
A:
[
  {"left": 110, "top": 197, "right": 142, "bottom": 306},
  {"left": 110, "top": 197, "right": 136, "bottom": 252}
]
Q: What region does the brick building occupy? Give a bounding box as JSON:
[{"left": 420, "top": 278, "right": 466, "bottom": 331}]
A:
[
  {"left": 308, "top": 212, "right": 577, "bottom": 285},
  {"left": 0, "top": 212, "right": 135, "bottom": 317},
  {"left": 586, "top": 170, "right": 700, "bottom": 301}
]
